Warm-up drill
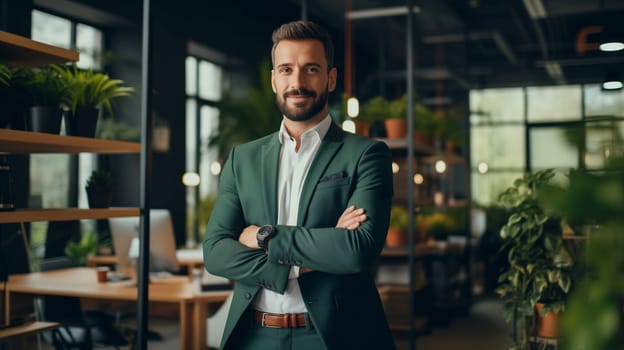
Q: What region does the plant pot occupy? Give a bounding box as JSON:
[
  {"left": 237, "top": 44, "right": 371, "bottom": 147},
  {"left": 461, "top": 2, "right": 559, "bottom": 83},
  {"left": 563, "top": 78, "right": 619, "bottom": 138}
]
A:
[
  {"left": 86, "top": 187, "right": 112, "bottom": 208},
  {"left": 64, "top": 107, "right": 100, "bottom": 137},
  {"left": 386, "top": 227, "right": 408, "bottom": 247},
  {"left": 384, "top": 118, "right": 407, "bottom": 139},
  {"left": 535, "top": 303, "right": 560, "bottom": 338},
  {"left": 24, "top": 106, "right": 63, "bottom": 134}
]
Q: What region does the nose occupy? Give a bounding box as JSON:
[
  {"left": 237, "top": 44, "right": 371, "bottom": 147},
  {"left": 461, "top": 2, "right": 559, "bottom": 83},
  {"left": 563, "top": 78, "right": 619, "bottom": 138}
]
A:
[{"left": 289, "top": 69, "right": 305, "bottom": 90}]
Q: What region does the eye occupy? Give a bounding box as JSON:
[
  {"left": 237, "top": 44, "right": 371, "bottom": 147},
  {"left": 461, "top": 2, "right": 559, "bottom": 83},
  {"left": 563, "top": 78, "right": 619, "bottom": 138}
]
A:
[
  {"left": 306, "top": 66, "right": 320, "bottom": 74},
  {"left": 278, "top": 67, "right": 291, "bottom": 74}
]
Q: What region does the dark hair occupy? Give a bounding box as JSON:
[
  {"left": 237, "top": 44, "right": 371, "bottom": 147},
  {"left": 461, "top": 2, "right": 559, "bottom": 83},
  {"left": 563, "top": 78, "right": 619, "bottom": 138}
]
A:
[{"left": 271, "top": 20, "right": 335, "bottom": 69}]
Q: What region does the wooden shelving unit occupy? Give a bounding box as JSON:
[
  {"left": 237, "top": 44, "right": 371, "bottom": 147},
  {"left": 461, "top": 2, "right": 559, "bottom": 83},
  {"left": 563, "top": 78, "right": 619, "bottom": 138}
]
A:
[
  {"left": 0, "top": 129, "right": 140, "bottom": 154},
  {"left": 0, "top": 208, "right": 140, "bottom": 224},
  {"left": 0, "top": 31, "right": 79, "bottom": 67},
  {"left": 0, "top": 32, "right": 141, "bottom": 225}
]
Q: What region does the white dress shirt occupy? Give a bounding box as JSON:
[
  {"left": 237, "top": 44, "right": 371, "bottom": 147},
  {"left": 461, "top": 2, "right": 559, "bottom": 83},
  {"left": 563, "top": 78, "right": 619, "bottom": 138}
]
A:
[{"left": 251, "top": 114, "right": 332, "bottom": 314}]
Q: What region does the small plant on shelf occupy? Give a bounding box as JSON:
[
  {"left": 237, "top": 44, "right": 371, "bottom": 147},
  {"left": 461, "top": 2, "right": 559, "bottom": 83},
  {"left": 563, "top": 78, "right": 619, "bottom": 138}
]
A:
[
  {"left": 386, "top": 205, "right": 410, "bottom": 247},
  {"left": 85, "top": 170, "right": 113, "bottom": 208}
]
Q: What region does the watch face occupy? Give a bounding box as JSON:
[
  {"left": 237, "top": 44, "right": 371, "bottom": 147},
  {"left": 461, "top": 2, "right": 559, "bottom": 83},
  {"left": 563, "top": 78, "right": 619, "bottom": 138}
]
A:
[{"left": 258, "top": 225, "right": 274, "bottom": 240}]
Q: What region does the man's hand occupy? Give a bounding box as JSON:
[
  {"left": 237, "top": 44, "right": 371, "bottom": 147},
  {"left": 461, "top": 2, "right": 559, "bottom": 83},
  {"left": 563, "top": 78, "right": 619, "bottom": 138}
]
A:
[
  {"left": 238, "top": 224, "right": 260, "bottom": 248},
  {"left": 336, "top": 205, "right": 367, "bottom": 230}
]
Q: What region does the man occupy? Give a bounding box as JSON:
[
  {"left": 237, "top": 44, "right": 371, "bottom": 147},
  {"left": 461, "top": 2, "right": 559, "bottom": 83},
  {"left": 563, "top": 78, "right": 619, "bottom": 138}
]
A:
[{"left": 203, "top": 20, "right": 396, "bottom": 350}]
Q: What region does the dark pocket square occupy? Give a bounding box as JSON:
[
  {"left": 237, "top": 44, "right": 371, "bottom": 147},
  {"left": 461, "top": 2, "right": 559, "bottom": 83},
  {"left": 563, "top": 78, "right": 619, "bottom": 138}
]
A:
[{"left": 319, "top": 171, "right": 347, "bottom": 183}]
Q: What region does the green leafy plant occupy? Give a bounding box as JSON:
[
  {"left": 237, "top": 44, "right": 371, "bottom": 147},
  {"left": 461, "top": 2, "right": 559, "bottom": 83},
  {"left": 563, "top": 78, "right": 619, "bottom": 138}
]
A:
[
  {"left": 389, "top": 205, "right": 410, "bottom": 230},
  {"left": 360, "top": 95, "right": 389, "bottom": 123},
  {"left": 538, "top": 156, "right": 624, "bottom": 350},
  {"left": 209, "top": 59, "right": 281, "bottom": 161},
  {"left": 52, "top": 64, "right": 134, "bottom": 115},
  {"left": 412, "top": 102, "right": 438, "bottom": 136},
  {"left": 22, "top": 66, "right": 70, "bottom": 107},
  {"left": 85, "top": 169, "right": 113, "bottom": 190},
  {"left": 64, "top": 230, "right": 99, "bottom": 266},
  {"left": 387, "top": 94, "right": 408, "bottom": 120},
  {"left": 0, "top": 63, "right": 10, "bottom": 87},
  {"left": 496, "top": 169, "right": 574, "bottom": 350}
]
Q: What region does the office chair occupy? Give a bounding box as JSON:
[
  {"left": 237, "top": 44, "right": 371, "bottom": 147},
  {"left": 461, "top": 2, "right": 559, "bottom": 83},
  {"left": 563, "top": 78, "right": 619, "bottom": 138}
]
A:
[{"left": 37, "top": 256, "right": 128, "bottom": 350}]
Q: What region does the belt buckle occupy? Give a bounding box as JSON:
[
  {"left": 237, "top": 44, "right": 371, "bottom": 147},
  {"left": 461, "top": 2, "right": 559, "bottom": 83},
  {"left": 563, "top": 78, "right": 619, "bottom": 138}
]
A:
[{"left": 261, "top": 312, "right": 280, "bottom": 328}]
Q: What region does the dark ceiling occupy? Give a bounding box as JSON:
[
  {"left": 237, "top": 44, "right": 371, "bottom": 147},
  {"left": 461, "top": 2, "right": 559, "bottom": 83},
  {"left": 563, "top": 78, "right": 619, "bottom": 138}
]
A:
[
  {"left": 285, "top": 0, "right": 624, "bottom": 103},
  {"left": 33, "top": 0, "right": 624, "bottom": 105}
]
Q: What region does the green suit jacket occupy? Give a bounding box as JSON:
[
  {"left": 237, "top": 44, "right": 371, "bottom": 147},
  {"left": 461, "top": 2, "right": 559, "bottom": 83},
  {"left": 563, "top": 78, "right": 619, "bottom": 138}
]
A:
[{"left": 203, "top": 122, "right": 396, "bottom": 350}]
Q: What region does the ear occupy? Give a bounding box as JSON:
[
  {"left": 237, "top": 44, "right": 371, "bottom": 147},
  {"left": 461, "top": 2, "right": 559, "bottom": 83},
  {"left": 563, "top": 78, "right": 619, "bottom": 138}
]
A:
[
  {"left": 328, "top": 67, "right": 337, "bottom": 92},
  {"left": 271, "top": 69, "right": 277, "bottom": 93}
]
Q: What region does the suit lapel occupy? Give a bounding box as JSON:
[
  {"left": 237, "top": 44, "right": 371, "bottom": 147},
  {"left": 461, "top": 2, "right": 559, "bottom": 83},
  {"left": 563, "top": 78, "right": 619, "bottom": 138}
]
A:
[
  {"left": 261, "top": 133, "right": 281, "bottom": 224},
  {"left": 297, "top": 123, "right": 344, "bottom": 225}
]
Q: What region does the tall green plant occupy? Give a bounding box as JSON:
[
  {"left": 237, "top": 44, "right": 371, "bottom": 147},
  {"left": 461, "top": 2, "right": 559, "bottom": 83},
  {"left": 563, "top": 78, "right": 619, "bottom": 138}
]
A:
[
  {"left": 209, "top": 59, "right": 281, "bottom": 160},
  {"left": 496, "top": 169, "right": 574, "bottom": 350},
  {"left": 539, "top": 157, "right": 624, "bottom": 350},
  {"left": 52, "top": 64, "right": 134, "bottom": 115}
]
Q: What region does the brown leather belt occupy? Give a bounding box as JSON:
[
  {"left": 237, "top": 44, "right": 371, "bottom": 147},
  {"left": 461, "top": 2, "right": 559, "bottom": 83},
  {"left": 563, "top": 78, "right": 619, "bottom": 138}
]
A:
[{"left": 254, "top": 311, "right": 311, "bottom": 328}]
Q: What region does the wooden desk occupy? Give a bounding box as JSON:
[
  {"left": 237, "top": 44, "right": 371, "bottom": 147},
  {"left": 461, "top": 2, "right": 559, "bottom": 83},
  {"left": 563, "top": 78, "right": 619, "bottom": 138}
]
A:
[
  {"left": 88, "top": 248, "right": 205, "bottom": 280},
  {"left": 4, "top": 267, "right": 229, "bottom": 350}
]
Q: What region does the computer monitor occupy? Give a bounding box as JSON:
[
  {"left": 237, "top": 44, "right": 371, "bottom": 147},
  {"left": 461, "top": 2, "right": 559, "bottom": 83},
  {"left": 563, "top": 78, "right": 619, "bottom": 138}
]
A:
[{"left": 109, "top": 209, "right": 179, "bottom": 278}]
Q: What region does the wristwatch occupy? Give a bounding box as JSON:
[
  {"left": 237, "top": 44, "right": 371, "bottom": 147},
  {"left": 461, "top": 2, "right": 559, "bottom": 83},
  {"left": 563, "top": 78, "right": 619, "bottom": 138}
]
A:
[{"left": 257, "top": 225, "right": 275, "bottom": 252}]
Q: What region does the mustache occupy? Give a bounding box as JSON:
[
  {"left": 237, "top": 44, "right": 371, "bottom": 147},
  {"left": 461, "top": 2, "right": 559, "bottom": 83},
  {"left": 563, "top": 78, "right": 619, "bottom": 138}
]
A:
[{"left": 284, "top": 89, "right": 316, "bottom": 98}]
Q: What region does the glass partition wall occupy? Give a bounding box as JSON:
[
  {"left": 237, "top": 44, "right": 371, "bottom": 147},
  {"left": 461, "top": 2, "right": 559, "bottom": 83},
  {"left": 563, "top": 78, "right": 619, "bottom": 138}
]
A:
[{"left": 470, "top": 84, "right": 624, "bottom": 206}]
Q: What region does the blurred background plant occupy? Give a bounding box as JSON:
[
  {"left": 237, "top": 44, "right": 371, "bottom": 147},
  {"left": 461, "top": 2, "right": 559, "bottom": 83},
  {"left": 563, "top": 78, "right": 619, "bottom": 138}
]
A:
[{"left": 539, "top": 156, "right": 624, "bottom": 350}]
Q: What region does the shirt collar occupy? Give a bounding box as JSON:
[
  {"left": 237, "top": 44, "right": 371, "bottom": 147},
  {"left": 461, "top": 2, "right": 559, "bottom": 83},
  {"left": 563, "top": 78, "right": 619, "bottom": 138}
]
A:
[{"left": 278, "top": 114, "right": 332, "bottom": 145}]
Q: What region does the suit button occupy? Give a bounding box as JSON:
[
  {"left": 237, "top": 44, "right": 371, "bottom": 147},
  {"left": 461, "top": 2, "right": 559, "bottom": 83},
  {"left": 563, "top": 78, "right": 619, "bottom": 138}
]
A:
[
  {"left": 295, "top": 260, "right": 302, "bottom": 266},
  {"left": 244, "top": 292, "right": 251, "bottom": 299},
  {"left": 278, "top": 259, "right": 284, "bottom": 264}
]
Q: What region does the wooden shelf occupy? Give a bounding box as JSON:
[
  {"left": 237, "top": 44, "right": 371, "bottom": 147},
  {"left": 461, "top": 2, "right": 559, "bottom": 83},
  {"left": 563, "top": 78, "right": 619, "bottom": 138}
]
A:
[
  {"left": 0, "top": 208, "right": 140, "bottom": 223},
  {"left": 377, "top": 138, "right": 436, "bottom": 155},
  {"left": 0, "top": 321, "right": 59, "bottom": 340},
  {"left": 0, "top": 31, "right": 78, "bottom": 67},
  {"left": 0, "top": 129, "right": 140, "bottom": 154}
]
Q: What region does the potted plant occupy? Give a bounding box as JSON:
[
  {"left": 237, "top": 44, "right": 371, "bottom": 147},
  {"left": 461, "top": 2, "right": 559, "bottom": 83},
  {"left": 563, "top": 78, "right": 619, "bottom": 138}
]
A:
[
  {"left": 210, "top": 60, "right": 281, "bottom": 161},
  {"left": 22, "top": 66, "right": 69, "bottom": 134},
  {"left": 360, "top": 95, "right": 389, "bottom": 138},
  {"left": 385, "top": 95, "right": 408, "bottom": 139},
  {"left": 53, "top": 64, "right": 134, "bottom": 137},
  {"left": 412, "top": 102, "right": 437, "bottom": 147},
  {"left": 64, "top": 230, "right": 99, "bottom": 266},
  {"left": 85, "top": 170, "right": 113, "bottom": 208},
  {"left": 496, "top": 169, "right": 574, "bottom": 348},
  {"left": 386, "top": 205, "right": 409, "bottom": 247}
]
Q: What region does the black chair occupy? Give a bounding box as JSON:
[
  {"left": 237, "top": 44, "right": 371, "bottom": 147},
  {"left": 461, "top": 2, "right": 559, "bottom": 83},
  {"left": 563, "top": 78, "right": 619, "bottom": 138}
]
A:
[{"left": 37, "top": 256, "right": 128, "bottom": 350}]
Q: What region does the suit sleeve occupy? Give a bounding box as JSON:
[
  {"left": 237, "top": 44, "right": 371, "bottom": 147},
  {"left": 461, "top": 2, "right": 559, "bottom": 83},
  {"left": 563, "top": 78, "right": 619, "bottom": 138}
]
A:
[
  {"left": 266, "top": 141, "right": 393, "bottom": 274},
  {"left": 202, "top": 147, "right": 290, "bottom": 294}
]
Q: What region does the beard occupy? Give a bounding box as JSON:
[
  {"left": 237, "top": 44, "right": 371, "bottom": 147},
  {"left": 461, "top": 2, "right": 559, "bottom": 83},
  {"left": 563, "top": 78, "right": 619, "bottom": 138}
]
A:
[{"left": 276, "top": 87, "right": 329, "bottom": 122}]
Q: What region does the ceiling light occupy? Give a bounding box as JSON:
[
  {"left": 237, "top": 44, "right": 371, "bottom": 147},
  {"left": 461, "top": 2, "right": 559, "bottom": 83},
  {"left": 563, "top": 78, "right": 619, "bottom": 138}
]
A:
[
  {"left": 347, "top": 97, "right": 359, "bottom": 117},
  {"left": 392, "top": 162, "right": 400, "bottom": 174},
  {"left": 602, "top": 70, "right": 623, "bottom": 91},
  {"left": 599, "top": 41, "right": 624, "bottom": 52}
]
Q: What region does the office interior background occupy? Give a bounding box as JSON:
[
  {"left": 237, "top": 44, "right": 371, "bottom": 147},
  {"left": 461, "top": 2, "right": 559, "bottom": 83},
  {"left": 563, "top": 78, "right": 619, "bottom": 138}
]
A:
[{"left": 1, "top": 0, "right": 623, "bottom": 349}]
